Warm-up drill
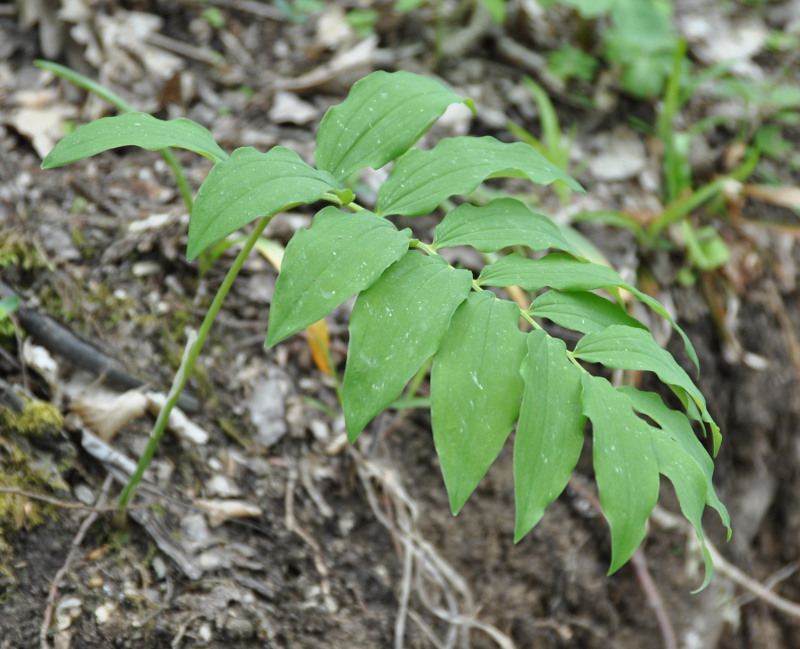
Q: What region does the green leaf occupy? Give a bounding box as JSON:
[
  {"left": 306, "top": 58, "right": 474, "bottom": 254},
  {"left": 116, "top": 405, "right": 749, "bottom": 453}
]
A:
[
  {"left": 266, "top": 207, "right": 412, "bottom": 346},
  {"left": 395, "top": 0, "right": 427, "bottom": 12},
  {"left": 528, "top": 290, "right": 647, "bottom": 335},
  {"left": 431, "top": 292, "right": 527, "bottom": 514},
  {"left": 624, "top": 285, "right": 699, "bottom": 377},
  {"left": 618, "top": 387, "right": 729, "bottom": 531},
  {"left": 478, "top": 253, "right": 700, "bottom": 373},
  {"left": 478, "top": 253, "right": 624, "bottom": 292},
  {"left": 581, "top": 374, "right": 660, "bottom": 574},
  {"left": 618, "top": 386, "right": 729, "bottom": 591},
  {"left": 573, "top": 325, "right": 716, "bottom": 447},
  {"left": 480, "top": 0, "right": 506, "bottom": 23},
  {"left": 188, "top": 146, "right": 349, "bottom": 259},
  {"left": 649, "top": 430, "right": 715, "bottom": 591},
  {"left": 315, "top": 70, "right": 474, "bottom": 181},
  {"left": 342, "top": 251, "right": 472, "bottom": 439},
  {"left": 432, "top": 198, "right": 576, "bottom": 254},
  {"left": 376, "top": 136, "right": 584, "bottom": 217},
  {"left": 514, "top": 330, "right": 585, "bottom": 541},
  {"left": 41, "top": 112, "right": 228, "bottom": 168},
  {"left": 562, "top": 0, "right": 615, "bottom": 18},
  {"left": 0, "top": 295, "right": 20, "bottom": 320}
]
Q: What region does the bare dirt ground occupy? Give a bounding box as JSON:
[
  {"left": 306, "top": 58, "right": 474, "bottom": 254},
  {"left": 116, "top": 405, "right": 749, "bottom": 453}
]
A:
[{"left": 3, "top": 2, "right": 800, "bottom": 648}]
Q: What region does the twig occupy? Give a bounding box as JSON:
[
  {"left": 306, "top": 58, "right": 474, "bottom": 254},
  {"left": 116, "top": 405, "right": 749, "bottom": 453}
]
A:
[
  {"left": 145, "top": 32, "right": 221, "bottom": 66},
  {"left": 285, "top": 465, "right": 336, "bottom": 612},
  {"left": 353, "top": 447, "right": 517, "bottom": 649},
  {"left": 569, "top": 475, "right": 677, "bottom": 649},
  {"left": 651, "top": 505, "right": 800, "bottom": 620},
  {"left": 735, "top": 563, "right": 799, "bottom": 609},
  {"left": 40, "top": 475, "right": 114, "bottom": 649},
  {"left": 0, "top": 280, "right": 199, "bottom": 414},
  {"left": 170, "top": 612, "right": 204, "bottom": 648},
  {"left": 177, "top": 0, "right": 285, "bottom": 21},
  {"left": 630, "top": 550, "right": 677, "bottom": 649},
  {"left": 0, "top": 485, "right": 142, "bottom": 512}
]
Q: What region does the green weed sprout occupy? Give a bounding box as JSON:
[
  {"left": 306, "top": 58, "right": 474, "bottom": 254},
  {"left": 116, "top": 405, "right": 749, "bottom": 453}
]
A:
[{"left": 41, "top": 69, "right": 729, "bottom": 586}]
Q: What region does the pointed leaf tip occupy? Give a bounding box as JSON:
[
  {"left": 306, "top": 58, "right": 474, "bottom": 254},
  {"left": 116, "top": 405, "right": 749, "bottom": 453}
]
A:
[
  {"left": 315, "top": 70, "right": 473, "bottom": 181},
  {"left": 41, "top": 112, "right": 228, "bottom": 169},
  {"left": 342, "top": 251, "right": 472, "bottom": 440},
  {"left": 187, "top": 146, "right": 347, "bottom": 259},
  {"left": 431, "top": 292, "right": 527, "bottom": 514},
  {"left": 266, "top": 207, "right": 411, "bottom": 346}
]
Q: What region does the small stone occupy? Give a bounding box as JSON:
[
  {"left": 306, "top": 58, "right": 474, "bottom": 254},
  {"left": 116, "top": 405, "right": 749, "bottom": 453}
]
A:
[{"left": 225, "top": 616, "right": 255, "bottom": 640}]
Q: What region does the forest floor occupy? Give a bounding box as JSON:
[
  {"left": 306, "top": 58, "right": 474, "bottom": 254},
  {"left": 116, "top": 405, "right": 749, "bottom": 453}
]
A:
[{"left": 2, "top": 1, "right": 800, "bottom": 648}]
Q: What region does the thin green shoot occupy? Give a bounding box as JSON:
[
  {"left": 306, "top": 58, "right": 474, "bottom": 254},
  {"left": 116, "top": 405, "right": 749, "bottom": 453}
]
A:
[{"left": 34, "top": 60, "right": 195, "bottom": 214}]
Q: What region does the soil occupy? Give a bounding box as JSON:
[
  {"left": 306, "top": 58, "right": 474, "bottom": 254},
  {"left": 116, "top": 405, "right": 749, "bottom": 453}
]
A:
[{"left": 2, "top": 2, "right": 800, "bottom": 648}]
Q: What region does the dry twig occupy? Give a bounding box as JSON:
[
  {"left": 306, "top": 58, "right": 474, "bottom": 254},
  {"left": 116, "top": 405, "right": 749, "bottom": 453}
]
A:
[
  {"left": 284, "top": 464, "right": 336, "bottom": 613},
  {"left": 651, "top": 505, "right": 800, "bottom": 620},
  {"left": 569, "top": 475, "right": 677, "bottom": 649},
  {"left": 0, "top": 485, "right": 140, "bottom": 512},
  {"left": 39, "top": 474, "right": 114, "bottom": 649},
  {"left": 352, "top": 446, "right": 516, "bottom": 649}
]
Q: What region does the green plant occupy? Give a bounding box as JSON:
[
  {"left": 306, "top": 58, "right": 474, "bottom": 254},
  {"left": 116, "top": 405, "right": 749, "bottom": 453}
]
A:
[
  {"left": 507, "top": 77, "right": 577, "bottom": 204},
  {"left": 542, "top": 0, "right": 680, "bottom": 98},
  {"left": 41, "top": 69, "right": 729, "bottom": 585},
  {"left": 574, "top": 42, "right": 755, "bottom": 281},
  {"left": 0, "top": 295, "right": 19, "bottom": 339}
]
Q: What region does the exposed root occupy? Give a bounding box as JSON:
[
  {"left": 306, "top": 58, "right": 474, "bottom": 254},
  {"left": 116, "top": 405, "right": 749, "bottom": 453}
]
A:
[
  {"left": 651, "top": 505, "right": 800, "bottom": 620},
  {"left": 285, "top": 464, "right": 336, "bottom": 613},
  {"left": 350, "top": 446, "right": 516, "bottom": 649},
  {"left": 568, "top": 475, "right": 677, "bottom": 649}
]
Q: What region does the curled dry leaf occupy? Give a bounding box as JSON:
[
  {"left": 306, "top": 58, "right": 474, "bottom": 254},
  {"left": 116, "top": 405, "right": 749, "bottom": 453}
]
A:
[
  {"left": 742, "top": 184, "right": 800, "bottom": 211},
  {"left": 194, "top": 499, "right": 263, "bottom": 527},
  {"left": 71, "top": 388, "right": 149, "bottom": 442}
]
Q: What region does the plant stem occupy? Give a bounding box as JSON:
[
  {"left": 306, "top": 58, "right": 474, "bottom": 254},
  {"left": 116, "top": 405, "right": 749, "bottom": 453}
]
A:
[
  {"left": 118, "top": 213, "right": 274, "bottom": 510},
  {"left": 34, "top": 60, "right": 194, "bottom": 214}
]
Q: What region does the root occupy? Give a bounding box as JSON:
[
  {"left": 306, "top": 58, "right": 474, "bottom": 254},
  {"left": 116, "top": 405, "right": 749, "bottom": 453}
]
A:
[
  {"left": 350, "top": 446, "right": 516, "bottom": 649},
  {"left": 651, "top": 505, "right": 800, "bottom": 620}
]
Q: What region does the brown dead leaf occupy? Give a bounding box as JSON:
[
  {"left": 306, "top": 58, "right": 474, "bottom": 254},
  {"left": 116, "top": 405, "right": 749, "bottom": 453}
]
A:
[
  {"left": 194, "top": 499, "right": 263, "bottom": 527},
  {"left": 304, "top": 318, "right": 333, "bottom": 376},
  {"left": 742, "top": 184, "right": 800, "bottom": 211}
]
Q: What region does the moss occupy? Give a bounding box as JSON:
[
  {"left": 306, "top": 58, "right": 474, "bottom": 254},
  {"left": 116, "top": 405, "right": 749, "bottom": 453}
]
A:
[
  {"left": 0, "top": 399, "right": 70, "bottom": 574},
  {"left": 0, "top": 228, "right": 49, "bottom": 272},
  {"left": 0, "top": 399, "right": 64, "bottom": 437}
]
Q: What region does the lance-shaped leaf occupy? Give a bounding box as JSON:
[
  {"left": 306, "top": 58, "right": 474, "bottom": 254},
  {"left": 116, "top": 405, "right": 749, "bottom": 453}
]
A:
[
  {"left": 581, "top": 374, "right": 660, "bottom": 574},
  {"left": 618, "top": 387, "right": 730, "bottom": 531},
  {"left": 617, "top": 386, "right": 729, "bottom": 591},
  {"left": 528, "top": 290, "right": 647, "bottom": 335},
  {"left": 342, "top": 251, "right": 472, "bottom": 440},
  {"left": 376, "top": 136, "right": 584, "bottom": 217},
  {"left": 514, "top": 330, "right": 585, "bottom": 541},
  {"left": 315, "top": 70, "right": 474, "bottom": 181},
  {"left": 648, "top": 429, "right": 716, "bottom": 591},
  {"left": 266, "top": 207, "right": 411, "bottom": 346},
  {"left": 41, "top": 112, "right": 228, "bottom": 168},
  {"left": 479, "top": 253, "right": 699, "bottom": 373},
  {"left": 432, "top": 198, "right": 576, "bottom": 254},
  {"left": 478, "top": 253, "right": 625, "bottom": 292},
  {"left": 188, "top": 147, "right": 351, "bottom": 259},
  {"left": 573, "top": 325, "right": 717, "bottom": 450},
  {"left": 431, "top": 292, "right": 527, "bottom": 514}
]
